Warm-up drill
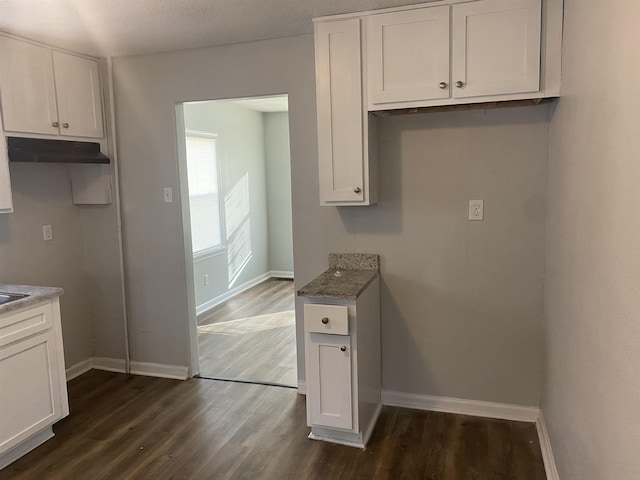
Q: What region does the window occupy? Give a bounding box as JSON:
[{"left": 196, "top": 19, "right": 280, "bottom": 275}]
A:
[{"left": 185, "top": 131, "right": 224, "bottom": 256}]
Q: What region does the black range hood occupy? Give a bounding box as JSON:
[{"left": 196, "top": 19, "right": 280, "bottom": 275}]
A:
[{"left": 7, "top": 137, "right": 110, "bottom": 164}]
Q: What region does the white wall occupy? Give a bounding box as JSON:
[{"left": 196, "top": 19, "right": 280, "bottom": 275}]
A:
[
  {"left": 0, "top": 164, "right": 90, "bottom": 366},
  {"left": 264, "top": 112, "right": 293, "bottom": 274},
  {"left": 542, "top": 0, "right": 640, "bottom": 478},
  {"left": 184, "top": 101, "right": 270, "bottom": 309},
  {"left": 112, "top": 34, "right": 548, "bottom": 406}
]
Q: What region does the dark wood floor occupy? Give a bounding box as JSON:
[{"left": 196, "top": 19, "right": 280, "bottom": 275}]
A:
[
  {"left": 197, "top": 278, "right": 297, "bottom": 386},
  {"left": 1, "top": 370, "right": 546, "bottom": 479}
]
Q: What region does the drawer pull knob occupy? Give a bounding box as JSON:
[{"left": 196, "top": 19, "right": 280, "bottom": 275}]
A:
[
  {"left": 439, "top": 82, "right": 447, "bottom": 89},
  {"left": 52, "top": 121, "right": 59, "bottom": 128},
  {"left": 340, "top": 346, "right": 347, "bottom": 352},
  {"left": 62, "top": 123, "right": 70, "bottom": 128},
  {"left": 353, "top": 187, "right": 361, "bottom": 194},
  {"left": 455, "top": 80, "right": 464, "bottom": 88},
  {"left": 321, "top": 317, "right": 329, "bottom": 324}
]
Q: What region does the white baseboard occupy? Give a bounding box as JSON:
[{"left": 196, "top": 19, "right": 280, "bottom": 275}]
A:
[
  {"left": 92, "top": 357, "right": 127, "bottom": 373},
  {"left": 0, "top": 427, "right": 54, "bottom": 470},
  {"left": 381, "top": 390, "right": 540, "bottom": 423},
  {"left": 196, "top": 272, "right": 271, "bottom": 315},
  {"left": 130, "top": 361, "right": 189, "bottom": 380},
  {"left": 269, "top": 270, "right": 294, "bottom": 279},
  {"left": 66, "top": 358, "right": 93, "bottom": 381},
  {"left": 536, "top": 411, "right": 560, "bottom": 480}
]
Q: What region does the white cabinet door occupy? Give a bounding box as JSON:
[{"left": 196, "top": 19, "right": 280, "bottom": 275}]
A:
[
  {"left": 367, "top": 6, "right": 450, "bottom": 106},
  {"left": 306, "top": 333, "right": 352, "bottom": 430},
  {"left": 52, "top": 51, "right": 104, "bottom": 138},
  {"left": 315, "top": 18, "right": 366, "bottom": 204},
  {"left": 0, "top": 329, "right": 64, "bottom": 455},
  {"left": 0, "top": 115, "right": 13, "bottom": 214},
  {"left": 0, "top": 37, "right": 58, "bottom": 135},
  {"left": 452, "top": 0, "right": 541, "bottom": 99}
]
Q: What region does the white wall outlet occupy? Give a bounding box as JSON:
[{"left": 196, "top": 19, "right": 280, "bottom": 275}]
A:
[
  {"left": 469, "top": 200, "right": 484, "bottom": 221},
  {"left": 43, "top": 224, "right": 53, "bottom": 241},
  {"left": 204, "top": 274, "right": 210, "bottom": 286},
  {"left": 163, "top": 187, "right": 173, "bottom": 203}
]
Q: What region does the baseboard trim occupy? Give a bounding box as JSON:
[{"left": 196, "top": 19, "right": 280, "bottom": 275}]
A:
[
  {"left": 130, "top": 361, "right": 189, "bottom": 380},
  {"left": 381, "top": 390, "right": 539, "bottom": 423},
  {"left": 536, "top": 411, "right": 559, "bottom": 480},
  {"left": 92, "top": 357, "right": 127, "bottom": 374},
  {"left": 196, "top": 272, "right": 271, "bottom": 315},
  {"left": 269, "top": 270, "right": 294, "bottom": 279},
  {"left": 65, "top": 358, "right": 93, "bottom": 381},
  {"left": 297, "top": 380, "right": 306, "bottom": 395}
]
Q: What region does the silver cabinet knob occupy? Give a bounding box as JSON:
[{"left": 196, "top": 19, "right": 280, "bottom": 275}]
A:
[
  {"left": 455, "top": 81, "right": 464, "bottom": 88},
  {"left": 62, "top": 123, "right": 70, "bottom": 128},
  {"left": 439, "top": 82, "right": 448, "bottom": 89},
  {"left": 321, "top": 317, "right": 329, "bottom": 324},
  {"left": 340, "top": 346, "right": 347, "bottom": 352},
  {"left": 52, "top": 121, "right": 59, "bottom": 128},
  {"left": 354, "top": 187, "right": 362, "bottom": 194}
]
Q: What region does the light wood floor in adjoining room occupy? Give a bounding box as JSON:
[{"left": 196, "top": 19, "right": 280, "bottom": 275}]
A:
[
  {"left": 197, "top": 278, "right": 296, "bottom": 386},
  {"left": 0, "top": 370, "right": 547, "bottom": 480}
]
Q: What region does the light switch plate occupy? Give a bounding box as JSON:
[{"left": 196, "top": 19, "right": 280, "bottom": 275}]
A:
[
  {"left": 163, "top": 187, "right": 173, "bottom": 203},
  {"left": 469, "top": 200, "right": 484, "bottom": 221},
  {"left": 43, "top": 224, "right": 53, "bottom": 241}
]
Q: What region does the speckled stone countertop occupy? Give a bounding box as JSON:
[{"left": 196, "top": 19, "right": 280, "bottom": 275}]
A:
[
  {"left": 0, "top": 284, "right": 64, "bottom": 315},
  {"left": 298, "top": 253, "right": 379, "bottom": 300}
]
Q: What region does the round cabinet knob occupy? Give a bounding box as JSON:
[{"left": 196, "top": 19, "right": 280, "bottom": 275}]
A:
[
  {"left": 439, "top": 82, "right": 448, "bottom": 89},
  {"left": 455, "top": 81, "right": 464, "bottom": 88},
  {"left": 62, "top": 123, "right": 70, "bottom": 129},
  {"left": 340, "top": 346, "right": 347, "bottom": 352},
  {"left": 321, "top": 317, "right": 329, "bottom": 324},
  {"left": 354, "top": 187, "right": 362, "bottom": 194},
  {"left": 52, "top": 121, "right": 59, "bottom": 128}
]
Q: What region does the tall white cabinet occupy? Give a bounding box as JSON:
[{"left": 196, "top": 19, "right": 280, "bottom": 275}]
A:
[{"left": 314, "top": 18, "right": 378, "bottom": 206}]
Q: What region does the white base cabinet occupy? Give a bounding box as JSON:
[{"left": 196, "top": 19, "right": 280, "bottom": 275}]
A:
[
  {"left": 0, "top": 297, "right": 69, "bottom": 469},
  {"left": 303, "top": 277, "right": 381, "bottom": 448}
]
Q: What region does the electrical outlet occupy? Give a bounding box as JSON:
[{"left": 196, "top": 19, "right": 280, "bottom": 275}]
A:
[
  {"left": 204, "top": 274, "right": 210, "bottom": 286},
  {"left": 469, "top": 200, "right": 484, "bottom": 221},
  {"left": 163, "top": 187, "right": 173, "bottom": 203},
  {"left": 43, "top": 224, "right": 53, "bottom": 241}
]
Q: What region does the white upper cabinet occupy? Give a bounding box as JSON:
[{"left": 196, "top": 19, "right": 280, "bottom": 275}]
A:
[
  {"left": 0, "top": 35, "right": 104, "bottom": 139},
  {"left": 0, "top": 37, "right": 59, "bottom": 135},
  {"left": 52, "top": 51, "right": 104, "bottom": 138},
  {"left": 364, "top": 0, "right": 549, "bottom": 110},
  {"left": 315, "top": 18, "right": 377, "bottom": 206},
  {"left": 452, "top": 0, "right": 541, "bottom": 99},
  {"left": 367, "top": 6, "right": 450, "bottom": 105}
]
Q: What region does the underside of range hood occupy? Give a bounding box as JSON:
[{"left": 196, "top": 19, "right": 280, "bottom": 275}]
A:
[{"left": 7, "top": 137, "right": 110, "bottom": 164}]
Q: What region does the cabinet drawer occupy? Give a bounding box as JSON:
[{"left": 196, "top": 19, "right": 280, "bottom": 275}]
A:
[
  {"left": 0, "top": 304, "right": 52, "bottom": 348},
  {"left": 304, "top": 304, "right": 349, "bottom": 335}
]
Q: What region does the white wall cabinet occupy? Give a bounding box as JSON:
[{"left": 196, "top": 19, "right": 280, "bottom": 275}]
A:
[
  {"left": 303, "top": 277, "right": 381, "bottom": 447},
  {"left": 314, "top": 0, "right": 561, "bottom": 205},
  {"left": 314, "top": 18, "right": 378, "bottom": 206},
  {"left": 0, "top": 297, "right": 69, "bottom": 469},
  {"left": 367, "top": 0, "right": 542, "bottom": 109},
  {"left": 0, "top": 35, "right": 104, "bottom": 139}
]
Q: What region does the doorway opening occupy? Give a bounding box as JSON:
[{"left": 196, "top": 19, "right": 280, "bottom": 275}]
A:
[{"left": 177, "top": 94, "right": 296, "bottom": 387}]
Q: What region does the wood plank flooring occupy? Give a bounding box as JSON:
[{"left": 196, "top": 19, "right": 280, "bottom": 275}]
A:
[
  {"left": 197, "top": 278, "right": 297, "bottom": 386},
  {"left": 0, "top": 370, "right": 547, "bottom": 480}
]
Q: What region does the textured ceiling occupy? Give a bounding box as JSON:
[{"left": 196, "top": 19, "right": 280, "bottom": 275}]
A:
[{"left": 0, "top": 0, "right": 428, "bottom": 58}]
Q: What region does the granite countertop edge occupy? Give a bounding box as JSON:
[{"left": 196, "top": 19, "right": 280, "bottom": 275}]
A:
[
  {"left": 297, "top": 269, "right": 379, "bottom": 300},
  {"left": 0, "top": 284, "right": 64, "bottom": 315}
]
